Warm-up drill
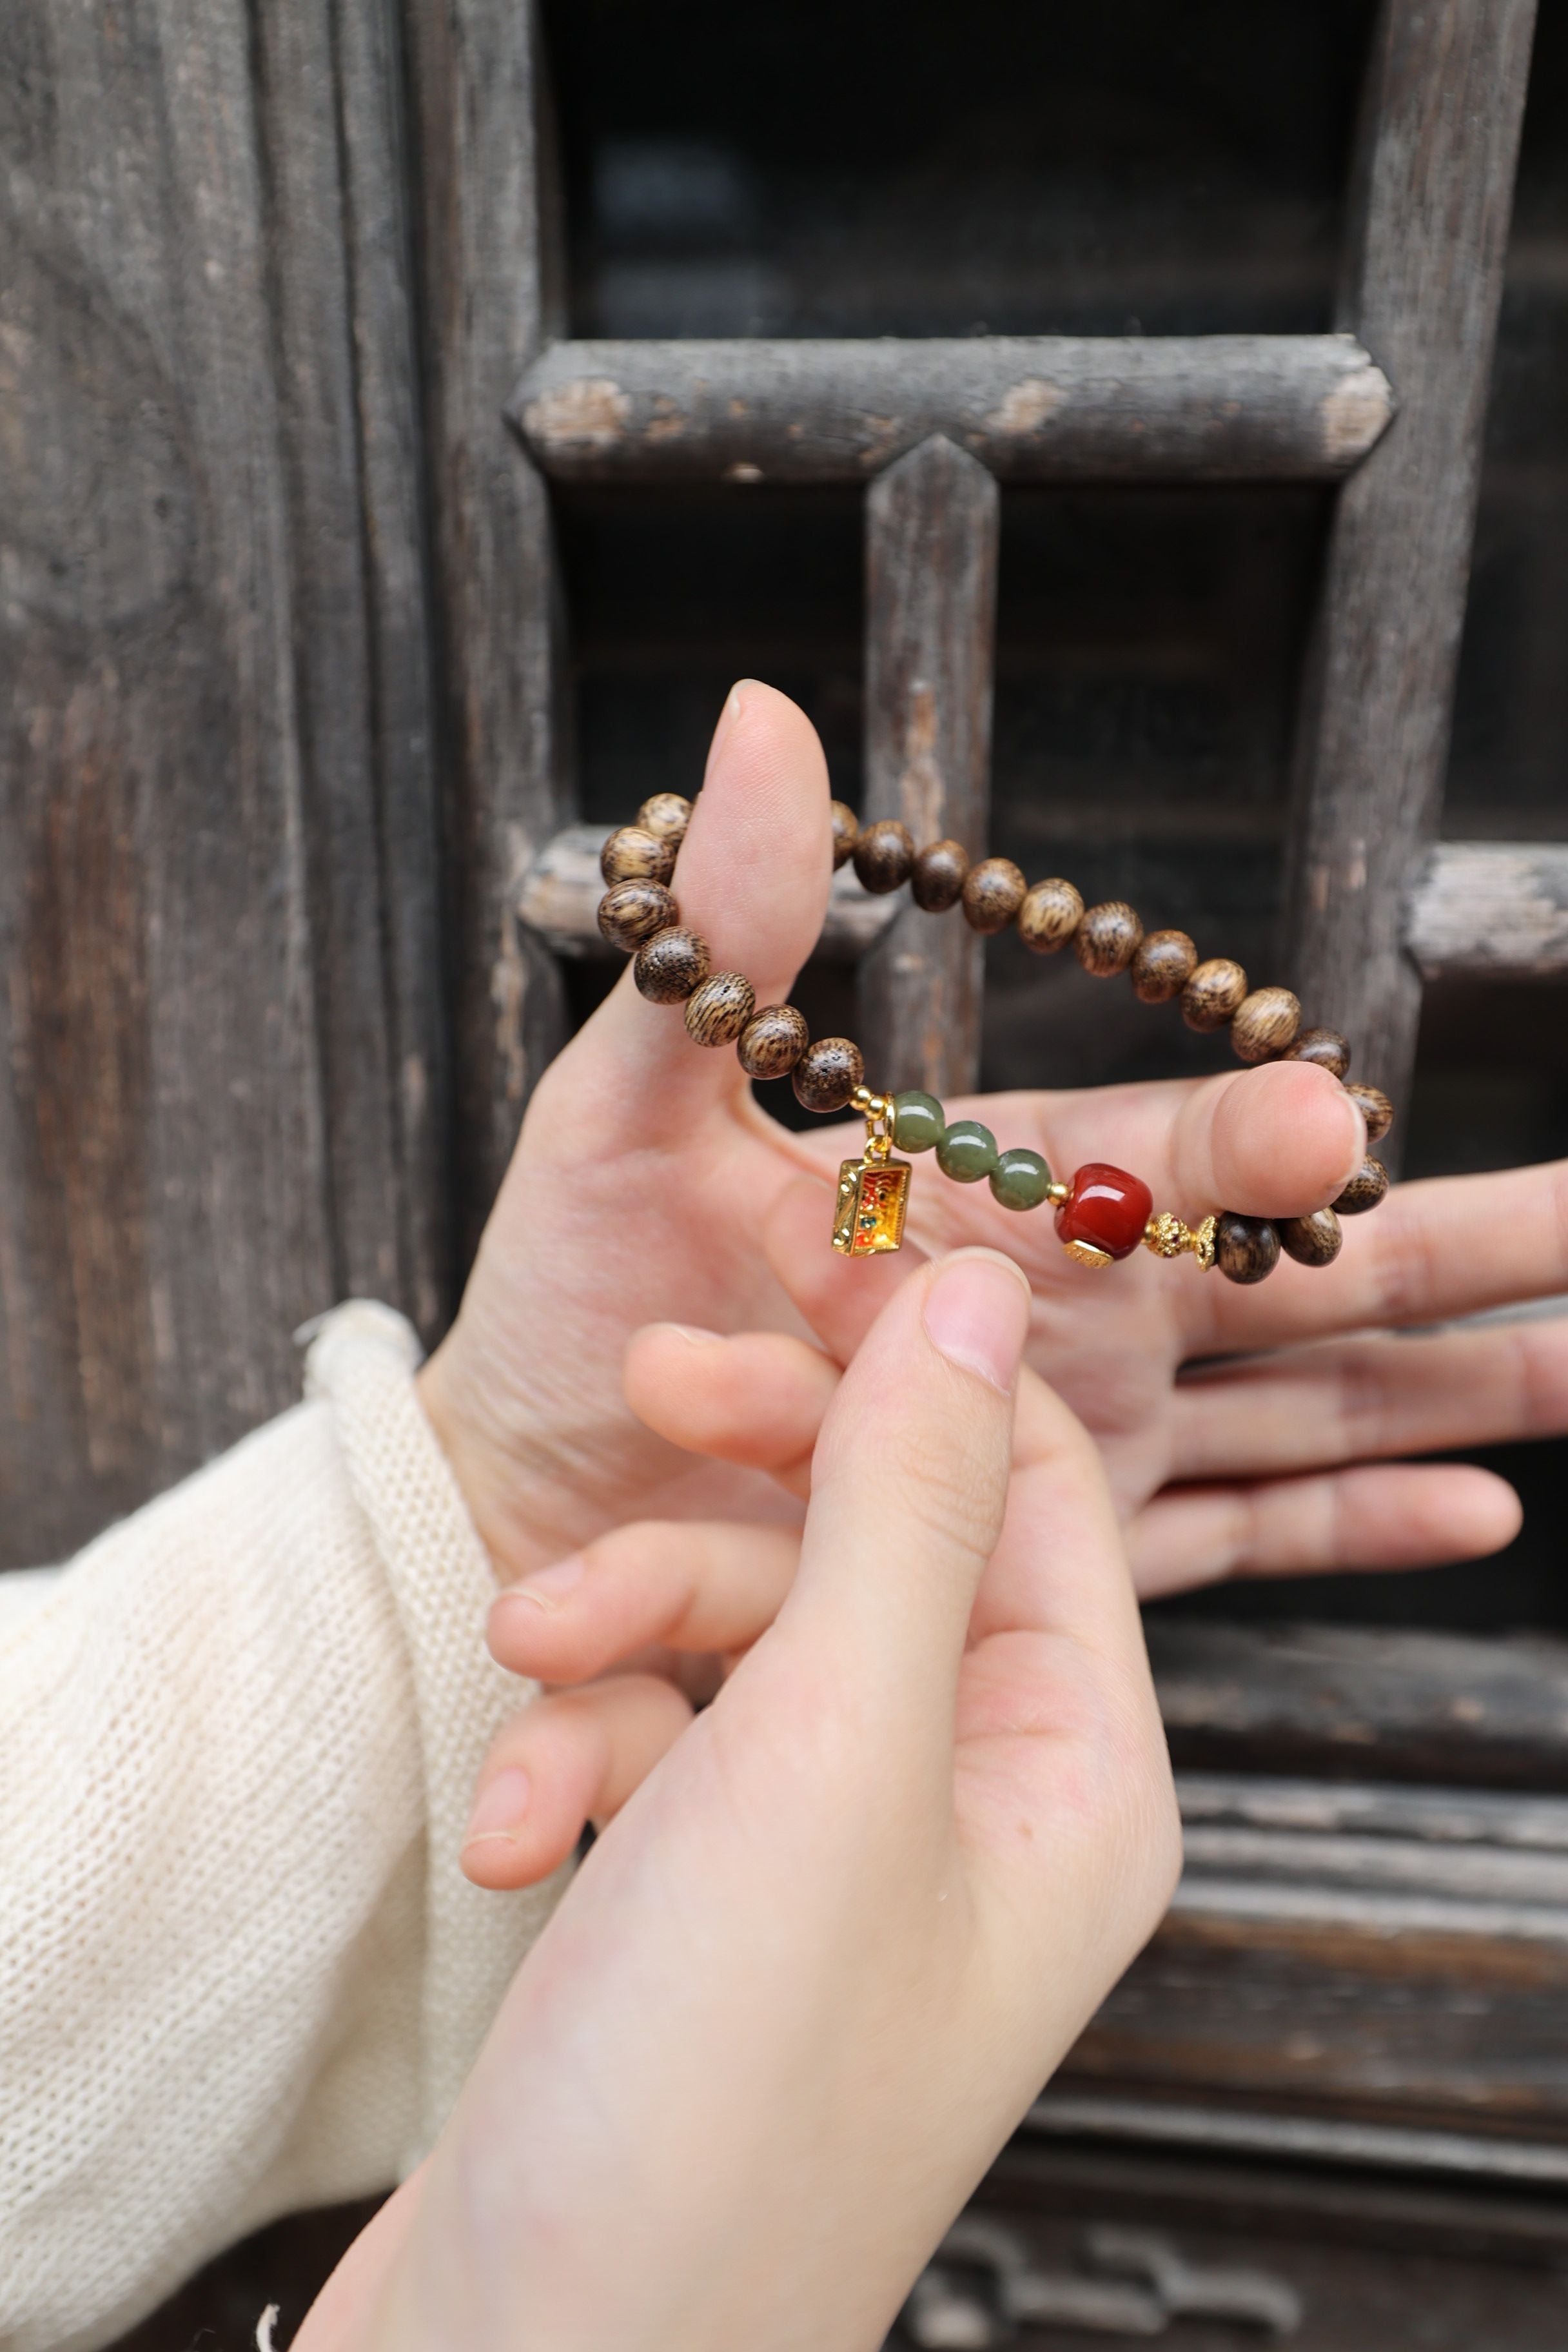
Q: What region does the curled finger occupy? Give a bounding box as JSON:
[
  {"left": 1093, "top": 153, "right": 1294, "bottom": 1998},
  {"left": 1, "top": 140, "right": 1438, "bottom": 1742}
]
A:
[
  {"left": 487, "top": 1518, "right": 803, "bottom": 1685},
  {"left": 461, "top": 1676, "right": 694, "bottom": 1891}
]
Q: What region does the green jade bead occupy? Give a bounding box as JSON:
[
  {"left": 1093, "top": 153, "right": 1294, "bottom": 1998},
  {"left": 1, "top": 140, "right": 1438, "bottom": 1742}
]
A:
[
  {"left": 891, "top": 1090, "right": 946, "bottom": 1153},
  {"left": 936, "top": 1119, "right": 998, "bottom": 1183},
  {"left": 989, "top": 1146, "right": 1053, "bottom": 1211}
]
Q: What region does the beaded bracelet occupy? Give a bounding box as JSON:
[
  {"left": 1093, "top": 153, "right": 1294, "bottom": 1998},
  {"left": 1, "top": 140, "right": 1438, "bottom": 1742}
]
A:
[{"left": 596, "top": 795, "right": 1394, "bottom": 1281}]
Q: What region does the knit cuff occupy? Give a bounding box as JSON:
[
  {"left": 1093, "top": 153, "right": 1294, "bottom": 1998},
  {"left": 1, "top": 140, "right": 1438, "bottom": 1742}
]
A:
[{"left": 304, "top": 1302, "right": 570, "bottom": 2159}]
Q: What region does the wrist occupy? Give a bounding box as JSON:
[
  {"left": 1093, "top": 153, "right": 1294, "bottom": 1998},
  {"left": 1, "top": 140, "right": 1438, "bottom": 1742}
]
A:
[{"left": 415, "top": 1336, "right": 564, "bottom": 1588}]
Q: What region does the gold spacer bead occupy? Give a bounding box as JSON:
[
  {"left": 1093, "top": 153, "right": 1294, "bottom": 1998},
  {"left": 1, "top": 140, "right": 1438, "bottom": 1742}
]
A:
[
  {"left": 1063, "top": 1237, "right": 1113, "bottom": 1271},
  {"left": 1045, "top": 1180, "right": 1071, "bottom": 1206},
  {"left": 1192, "top": 1213, "right": 1219, "bottom": 1272},
  {"left": 1143, "top": 1210, "right": 1191, "bottom": 1260}
]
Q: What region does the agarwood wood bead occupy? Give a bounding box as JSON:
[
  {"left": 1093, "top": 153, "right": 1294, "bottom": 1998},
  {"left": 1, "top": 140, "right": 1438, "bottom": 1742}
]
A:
[
  {"left": 637, "top": 792, "right": 692, "bottom": 846},
  {"left": 602, "top": 825, "right": 676, "bottom": 888},
  {"left": 1182, "top": 957, "right": 1248, "bottom": 1032},
  {"left": 1130, "top": 928, "right": 1197, "bottom": 1004},
  {"left": 1344, "top": 1083, "right": 1395, "bottom": 1144},
  {"left": 1288, "top": 1026, "right": 1351, "bottom": 1080},
  {"left": 830, "top": 801, "right": 860, "bottom": 870},
  {"left": 597, "top": 879, "right": 678, "bottom": 952},
  {"left": 633, "top": 926, "right": 710, "bottom": 1004},
  {"left": 684, "top": 971, "right": 756, "bottom": 1047},
  {"left": 962, "top": 856, "right": 1027, "bottom": 934},
  {"left": 1277, "top": 1206, "right": 1343, "bottom": 1268},
  {"left": 912, "top": 839, "right": 969, "bottom": 912},
  {"left": 852, "top": 819, "right": 915, "bottom": 895},
  {"left": 1215, "top": 1210, "right": 1281, "bottom": 1284},
  {"left": 792, "top": 1035, "right": 865, "bottom": 1113},
  {"left": 1333, "top": 1157, "right": 1389, "bottom": 1215},
  {"left": 1073, "top": 901, "right": 1144, "bottom": 977},
  {"left": 738, "top": 1003, "right": 808, "bottom": 1079},
  {"left": 1231, "top": 985, "right": 1302, "bottom": 1064},
  {"left": 1017, "top": 877, "right": 1084, "bottom": 955}
]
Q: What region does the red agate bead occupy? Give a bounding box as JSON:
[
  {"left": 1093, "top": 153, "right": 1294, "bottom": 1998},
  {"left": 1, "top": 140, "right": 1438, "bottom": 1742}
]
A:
[{"left": 1055, "top": 1162, "right": 1153, "bottom": 1263}]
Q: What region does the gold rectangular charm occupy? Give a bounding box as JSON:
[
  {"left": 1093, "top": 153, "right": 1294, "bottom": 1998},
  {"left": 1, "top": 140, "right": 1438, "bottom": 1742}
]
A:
[{"left": 832, "top": 1156, "right": 910, "bottom": 1257}]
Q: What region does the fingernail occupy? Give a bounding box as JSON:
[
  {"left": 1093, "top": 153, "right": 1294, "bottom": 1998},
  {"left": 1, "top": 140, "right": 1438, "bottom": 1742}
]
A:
[
  {"left": 705, "top": 680, "right": 757, "bottom": 775},
  {"left": 923, "top": 1252, "right": 1031, "bottom": 1394},
  {"left": 463, "top": 1767, "right": 532, "bottom": 1847},
  {"left": 508, "top": 1554, "right": 587, "bottom": 1612}
]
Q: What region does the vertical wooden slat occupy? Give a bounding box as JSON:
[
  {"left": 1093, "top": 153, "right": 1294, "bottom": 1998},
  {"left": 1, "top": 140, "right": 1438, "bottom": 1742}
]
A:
[
  {"left": 1284, "top": 0, "right": 1538, "bottom": 1121},
  {"left": 251, "top": 0, "right": 447, "bottom": 1337},
  {"left": 402, "top": 0, "right": 574, "bottom": 1266},
  {"left": 859, "top": 435, "right": 999, "bottom": 1097},
  {"left": 0, "top": 0, "right": 368, "bottom": 1562}
]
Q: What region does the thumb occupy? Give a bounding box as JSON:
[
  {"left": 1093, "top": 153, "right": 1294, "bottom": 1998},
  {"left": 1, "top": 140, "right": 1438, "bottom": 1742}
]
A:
[
  {"left": 582, "top": 680, "right": 836, "bottom": 1138},
  {"left": 781, "top": 1249, "right": 1032, "bottom": 1727}
]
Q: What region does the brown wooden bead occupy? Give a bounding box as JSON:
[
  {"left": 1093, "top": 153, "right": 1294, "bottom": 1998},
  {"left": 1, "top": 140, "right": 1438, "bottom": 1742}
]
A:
[
  {"left": 636, "top": 792, "right": 692, "bottom": 846},
  {"left": 830, "top": 801, "right": 860, "bottom": 870},
  {"left": 852, "top": 819, "right": 915, "bottom": 895},
  {"left": 1277, "top": 1206, "right": 1344, "bottom": 1268},
  {"left": 1344, "top": 1082, "right": 1395, "bottom": 1144},
  {"left": 1231, "top": 985, "right": 1302, "bottom": 1064},
  {"left": 602, "top": 825, "right": 676, "bottom": 888},
  {"left": 792, "top": 1035, "right": 865, "bottom": 1113},
  {"left": 912, "top": 838, "right": 969, "bottom": 912},
  {"left": 633, "top": 926, "right": 710, "bottom": 1004},
  {"left": 1182, "top": 957, "right": 1248, "bottom": 1032},
  {"left": 962, "top": 856, "right": 1027, "bottom": 934},
  {"left": 1017, "top": 877, "right": 1084, "bottom": 956},
  {"left": 738, "top": 1003, "right": 809, "bottom": 1079},
  {"left": 684, "top": 970, "right": 756, "bottom": 1047},
  {"left": 1333, "top": 1157, "right": 1389, "bottom": 1216},
  {"left": 1288, "top": 1026, "right": 1351, "bottom": 1080},
  {"left": 1215, "top": 1210, "right": 1281, "bottom": 1285},
  {"left": 1130, "top": 928, "right": 1197, "bottom": 1004},
  {"left": 597, "top": 879, "right": 678, "bottom": 953},
  {"left": 1073, "top": 901, "right": 1144, "bottom": 977}
]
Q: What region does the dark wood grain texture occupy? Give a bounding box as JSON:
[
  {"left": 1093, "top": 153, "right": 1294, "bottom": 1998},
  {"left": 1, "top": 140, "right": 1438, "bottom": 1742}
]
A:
[
  {"left": 1149, "top": 1620, "right": 1568, "bottom": 1790},
  {"left": 1284, "top": 0, "right": 1539, "bottom": 1128},
  {"left": 1055, "top": 1770, "right": 1568, "bottom": 2153},
  {"left": 509, "top": 335, "right": 1396, "bottom": 483},
  {"left": 402, "top": 0, "right": 572, "bottom": 1262},
  {"left": 0, "top": 0, "right": 444, "bottom": 1564},
  {"left": 859, "top": 437, "right": 998, "bottom": 1095}
]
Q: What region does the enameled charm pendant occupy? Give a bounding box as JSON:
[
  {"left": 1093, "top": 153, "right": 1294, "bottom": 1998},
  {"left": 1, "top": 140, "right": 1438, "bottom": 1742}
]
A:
[
  {"left": 833, "top": 1089, "right": 909, "bottom": 1255},
  {"left": 832, "top": 1155, "right": 911, "bottom": 1256}
]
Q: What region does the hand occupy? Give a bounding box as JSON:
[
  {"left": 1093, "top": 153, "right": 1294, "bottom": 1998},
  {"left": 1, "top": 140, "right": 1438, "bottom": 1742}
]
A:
[
  {"left": 419, "top": 678, "right": 1458, "bottom": 1604},
  {"left": 615, "top": 1128, "right": 1554, "bottom": 1602},
  {"left": 300, "top": 1252, "right": 1182, "bottom": 2352}
]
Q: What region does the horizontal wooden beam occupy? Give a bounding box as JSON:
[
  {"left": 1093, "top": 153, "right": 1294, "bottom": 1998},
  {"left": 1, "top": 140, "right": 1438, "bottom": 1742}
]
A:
[
  {"left": 1052, "top": 1765, "right": 1568, "bottom": 2161},
  {"left": 520, "top": 828, "right": 1568, "bottom": 990},
  {"left": 518, "top": 822, "right": 896, "bottom": 959},
  {"left": 1407, "top": 841, "right": 1568, "bottom": 980},
  {"left": 1150, "top": 1618, "right": 1568, "bottom": 1788},
  {"left": 509, "top": 335, "right": 1395, "bottom": 485}
]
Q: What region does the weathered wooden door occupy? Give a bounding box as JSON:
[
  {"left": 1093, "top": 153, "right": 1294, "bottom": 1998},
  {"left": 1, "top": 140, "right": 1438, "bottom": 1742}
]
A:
[{"left": 7, "top": 0, "right": 1568, "bottom": 2341}]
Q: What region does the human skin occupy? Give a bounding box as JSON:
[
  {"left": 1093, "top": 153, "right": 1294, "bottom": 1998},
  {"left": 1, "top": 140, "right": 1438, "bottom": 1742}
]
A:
[
  {"left": 300, "top": 1250, "right": 1184, "bottom": 2352},
  {"left": 418, "top": 681, "right": 1562, "bottom": 1857}
]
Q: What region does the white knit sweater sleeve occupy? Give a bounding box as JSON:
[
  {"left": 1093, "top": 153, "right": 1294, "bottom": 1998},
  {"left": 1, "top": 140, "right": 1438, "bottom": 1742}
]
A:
[{"left": 0, "top": 1301, "right": 567, "bottom": 2352}]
